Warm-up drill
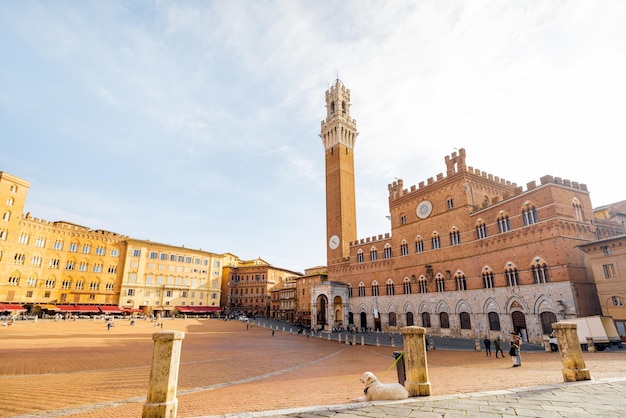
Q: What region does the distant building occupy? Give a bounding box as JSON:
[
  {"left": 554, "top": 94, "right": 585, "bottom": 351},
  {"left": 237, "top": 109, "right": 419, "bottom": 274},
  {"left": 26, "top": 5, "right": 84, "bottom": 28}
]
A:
[
  {"left": 270, "top": 277, "right": 297, "bottom": 322},
  {"left": 294, "top": 266, "right": 327, "bottom": 326},
  {"left": 222, "top": 254, "right": 302, "bottom": 318},
  {"left": 579, "top": 233, "right": 626, "bottom": 340},
  {"left": 316, "top": 80, "right": 625, "bottom": 344},
  {"left": 118, "top": 238, "right": 223, "bottom": 317},
  {"left": 0, "top": 171, "right": 223, "bottom": 318}
]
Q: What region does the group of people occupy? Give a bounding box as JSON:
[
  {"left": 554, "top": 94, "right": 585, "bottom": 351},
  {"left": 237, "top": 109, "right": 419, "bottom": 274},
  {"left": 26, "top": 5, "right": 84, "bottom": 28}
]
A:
[{"left": 483, "top": 332, "right": 522, "bottom": 367}]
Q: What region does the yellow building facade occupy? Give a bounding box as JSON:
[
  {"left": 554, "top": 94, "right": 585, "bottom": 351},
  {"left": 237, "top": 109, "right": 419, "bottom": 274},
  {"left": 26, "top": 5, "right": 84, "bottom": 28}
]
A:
[
  {"left": 119, "top": 239, "right": 223, "bottom": 317},
  {"left": 0, "top": 171, "right": 222, "bottom": 317}
]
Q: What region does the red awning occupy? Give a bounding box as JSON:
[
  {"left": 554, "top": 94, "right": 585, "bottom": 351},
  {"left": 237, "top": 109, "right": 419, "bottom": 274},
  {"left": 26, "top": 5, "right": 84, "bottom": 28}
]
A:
[
  {"left": 191, "top": 306, "right": 222, "bottom": 313},
  {"left": 176, "top": 306, "right": 194, "bottom": 313},
  {"left": 73, "top": 305, "right": 100, "bottom": 313},
  {"left": 0, "top": 304, "right": 27, "bottom": 312},
  {"left": 99, "top": 305, "right": 122, "bottom": 313},
  {"left": 122, "top": 307, "right": 143, "bottom": 313},
  {"left": 56, "top": 305, "right": 78, "bottom": 312}
]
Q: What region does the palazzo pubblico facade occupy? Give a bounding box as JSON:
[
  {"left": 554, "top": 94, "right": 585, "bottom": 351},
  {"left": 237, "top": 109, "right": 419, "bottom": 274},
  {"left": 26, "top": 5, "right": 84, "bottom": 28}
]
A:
[{"left": 314, "top": 79, "right": 625, "bottom": 344}]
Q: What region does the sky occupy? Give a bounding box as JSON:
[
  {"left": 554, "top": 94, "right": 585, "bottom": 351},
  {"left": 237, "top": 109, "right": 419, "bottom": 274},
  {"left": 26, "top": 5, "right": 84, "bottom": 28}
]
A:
[{"left": 1, "top": 1, "right": 625, "bottom": 273}]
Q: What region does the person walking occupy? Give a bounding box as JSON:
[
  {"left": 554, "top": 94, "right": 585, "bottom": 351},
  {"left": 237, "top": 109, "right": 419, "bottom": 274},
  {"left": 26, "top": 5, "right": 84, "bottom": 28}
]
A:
[
  {"left": 510, "top": 332, "right": 522, "bottom": 367},
  {"left": 494, "top": 337, "right": 504, "bottom": 358},
  {"left": 483, "top": 337, "right": 492, "bottom": 356}
]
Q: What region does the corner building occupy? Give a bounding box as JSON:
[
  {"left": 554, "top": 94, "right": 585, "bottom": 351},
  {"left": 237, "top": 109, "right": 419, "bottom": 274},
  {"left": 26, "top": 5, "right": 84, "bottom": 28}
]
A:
[{"left": 318, "top": 80, "right": 603, "bottom": 344}]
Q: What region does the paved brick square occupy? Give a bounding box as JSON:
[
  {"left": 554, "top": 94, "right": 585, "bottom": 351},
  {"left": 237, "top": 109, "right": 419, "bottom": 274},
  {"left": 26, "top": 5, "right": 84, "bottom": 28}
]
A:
[{"left": 1, "top": 318, "right": 625, "bottom": 417}]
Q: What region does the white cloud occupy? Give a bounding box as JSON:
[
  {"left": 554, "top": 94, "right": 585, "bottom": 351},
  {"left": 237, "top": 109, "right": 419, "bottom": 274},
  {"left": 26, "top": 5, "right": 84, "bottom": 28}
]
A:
[{"left": 1, "top": 1, "right": 625, "bottom": 271}]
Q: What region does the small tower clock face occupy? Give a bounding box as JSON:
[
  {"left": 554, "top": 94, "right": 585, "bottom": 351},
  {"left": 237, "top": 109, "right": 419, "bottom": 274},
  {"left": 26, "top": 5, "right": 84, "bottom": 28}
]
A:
[
  {"left": 416, "top": 200, "right": 433, "bottom": 219},
  {"left": 329, "top": 235, "right": 340, "bottom": 250}
]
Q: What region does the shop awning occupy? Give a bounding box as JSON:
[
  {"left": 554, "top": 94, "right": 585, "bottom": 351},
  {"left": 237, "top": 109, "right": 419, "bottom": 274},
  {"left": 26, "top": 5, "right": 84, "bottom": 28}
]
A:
[
  {"left": 122, "top": 307, "right": 143, "bottom": 313},
  {"left": 0, "top": 304, "right": 27, "bottom": 312},
  {"left": 192, "top": 306, "right": 221, "bottom": 312},
  {"left": 99, "top": 305, "right": 122, "bottom": 313},
  {"left": 176, "top": 306, "right": 221, "bottom": 313},
  {"left": 73, "top": 305, "right": 100, "bottom": 313},
  {"left": 38, "top": 304, "right": 59, "bottom": 311},
  {"left": 56, "top": 305, "right": 78, "bottom": 312}
]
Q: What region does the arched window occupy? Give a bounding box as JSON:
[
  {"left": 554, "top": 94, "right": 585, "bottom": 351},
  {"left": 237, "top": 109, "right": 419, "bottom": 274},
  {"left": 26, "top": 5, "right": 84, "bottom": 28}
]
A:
[
  {"left": 455, "top": 272, "right": 466, "bottom": 291},
  {"left": 540, "top": 311, "right": 557, "bottom": 335},
  {"left": 383, "top": 244, "right": 392, "bottom": 259},
  {"left": 505, "top": 264, "right": 519, "bottom": 286},
  {"left": 406, "top": 312, "right": 414, "bottom": 326},
  {"left": 460, "top": 312, "right": 471, "bottom": 329},
  {"left": 356, "top": 250, "right": 364, "bottom": 263},
  {"left": 497, "top": 212, "right": 511, "bottom": 233},
  {"left": 358, "top": 282, "right": 366, "bottom": 297},
  {"left": 488, "top": 312, "right": 501, "bottom": 331},
  {"left": 419, "top": 277, "right": 427, "bottom": 293},
  {"left": 436, "top": 274, "right": 445, "bottom": 292},
  {"left": 401, "top": 214, "right": 407, "bottom": 225},
  {"left": 400, "top": 241, "right": 409, "bottom": 256},
  {"left": 421, "top": 312, "right": 431, "bottom": 327},
  {"left": 483, "top": 268, "right": 494, "bottom": 289},
  {"left": 403, "top": 277, "right": 412, "bottom": 294},
  {"left": 388, "top": 312, "right": 397, "bottom": 326},
  {"left": 522, "top": 201, "right": 539, "bottom": 226},
  {"left": 439, "top": 312, "right": 450, "bottom": 328},
  {"left": 531, "top": 258, "right": 550, "bottom": 283},
  {"left": 572, "top": 197, "right": 584, "bottom": 222},
  {"left": 449, "top": 226, "right": 461, "bottom": 245},
  {"left": 371, "top": 281, "right": 379, "bottom": 297},
  {"left": 431, "top": 232, "right": 441, "bottom": 250},
  {"left": 369, "top": 247, "right": 378, "bottom": 261},
  {"left": 415, "top": 236, "right": 424, "bottom": 253},
  {"left": 386, "top": 279, "right": 395, "bottom": 296},
  {"left": 476, "top": 219, "right": 487, "bottom": 239}
]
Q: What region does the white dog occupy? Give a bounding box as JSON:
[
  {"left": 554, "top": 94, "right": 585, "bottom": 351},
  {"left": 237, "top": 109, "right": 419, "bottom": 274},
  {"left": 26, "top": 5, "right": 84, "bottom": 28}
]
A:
[{"left": 353, "top": 371, "right": 409, "bottom": 402}]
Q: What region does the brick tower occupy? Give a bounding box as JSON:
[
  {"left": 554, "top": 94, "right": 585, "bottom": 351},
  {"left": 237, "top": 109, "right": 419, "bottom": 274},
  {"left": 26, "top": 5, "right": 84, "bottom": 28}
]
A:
[{"left": 321, "top": 80, "right": 358, "bottom": 265}]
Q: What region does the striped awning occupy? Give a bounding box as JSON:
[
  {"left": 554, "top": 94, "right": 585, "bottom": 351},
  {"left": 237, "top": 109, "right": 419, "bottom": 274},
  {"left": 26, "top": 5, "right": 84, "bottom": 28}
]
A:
[{"left": 0, "top": 304, "right": 27, "bottom": 312}]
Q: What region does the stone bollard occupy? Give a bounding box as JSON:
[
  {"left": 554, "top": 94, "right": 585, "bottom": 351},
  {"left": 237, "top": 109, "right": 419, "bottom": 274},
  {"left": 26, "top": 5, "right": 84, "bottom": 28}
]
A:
[
  {"left": 376, "top": 337, "right": 380, "bottom": 346},
  {"left": 352, "top": 335, "right": 356, "bottom": 346},
  {"left": 360, "top": 335, "right": 364, "bottom": 346},
  {"left": 543, "top": 335, "right": 552, "bottom": 352},
  {"left": 401, "top": 326, "right": 431, "bottom": 397},
  {"left": 142, "top": 331, "right": 185, "bottom": 418},
  {"left": 338, "top": 334, "right": 342, "bottom": 343},
  {"left": 391, "top": 337, "right": 395, "bottom": 347},
  {"left": 552, "top": 322, "right": 591, "bottom": 382},
  {"left": 328, "top": 333, "right": 331, "bottom": 341},
  {"left": 474, "top": 339, "right": 481, "bottom": 351}
]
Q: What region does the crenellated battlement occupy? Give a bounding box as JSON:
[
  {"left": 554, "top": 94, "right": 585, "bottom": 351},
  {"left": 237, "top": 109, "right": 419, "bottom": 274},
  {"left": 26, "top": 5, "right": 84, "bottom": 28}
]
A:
[
  {"left": 350, "top": 232, "right": 391, "bottom": 247},
  {"left": 21, "top": 212, "right": 126, "bottom": 238},
  {"left": 387, "top": 148, "right": 592, "bottom": 204}
]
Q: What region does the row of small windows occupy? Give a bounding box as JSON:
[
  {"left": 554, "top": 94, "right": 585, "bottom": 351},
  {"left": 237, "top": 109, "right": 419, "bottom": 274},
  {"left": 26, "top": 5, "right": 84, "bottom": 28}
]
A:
[
  {"left": 381, "top": 311, "right": 506, "bottom": 331},
  {"left": 136, "top": 249, "right": 213, "bottom": 267},
  {"left": 7, "top": 276, "right": 115, "bottom": 291},
  {"left": 358, "top": 208, "right": 540, "bottom": 263},
  {"left": 350, "top": 262, "right": 550, "bottom": 297},
  {"left": 8, "top": 253, "right": 117, "bottom": 273},
  {"left": 4, "top": 233, "right": 118, "bottom": 256}
]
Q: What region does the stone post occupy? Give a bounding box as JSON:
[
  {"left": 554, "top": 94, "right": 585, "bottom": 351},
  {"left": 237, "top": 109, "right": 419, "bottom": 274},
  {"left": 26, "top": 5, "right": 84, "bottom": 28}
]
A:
[
  {"left": 376, "top": 337, "right": 380, "bottom": 346},
  {"left": 142, "top": 331, "right": 185, "bottom": 418},
  {"left": 360, "top": 335, "right": 364, "bottom": 346},
  {"left": 474, "top": 339, "right": 481, "bottom": 351},
  {"left": 552, "top": 322, "right": 591, "bottom": 382},
  {"left": 401, "top": 326, "right": 431, "bottom": 397}
]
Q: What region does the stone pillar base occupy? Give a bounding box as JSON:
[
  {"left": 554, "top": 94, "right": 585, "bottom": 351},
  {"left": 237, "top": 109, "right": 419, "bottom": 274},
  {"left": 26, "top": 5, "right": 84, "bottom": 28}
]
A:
[
  {"left": 405, "top": 381, "right": 431, "bottom": 397},
  {"left": 142, "top": 399, "right": 178, "bottom": 418},
  {"left": 562, "top": 368, "right": 591, "bottom": 382}
]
